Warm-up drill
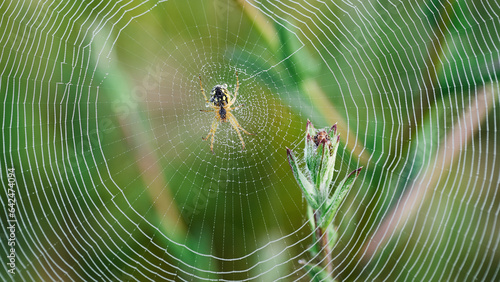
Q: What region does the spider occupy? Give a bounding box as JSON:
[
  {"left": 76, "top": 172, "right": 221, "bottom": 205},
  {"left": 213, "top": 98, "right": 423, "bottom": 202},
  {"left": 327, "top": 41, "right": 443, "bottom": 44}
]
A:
[{"left": 199, "top": 71, "right": 253, "bottom": 154}]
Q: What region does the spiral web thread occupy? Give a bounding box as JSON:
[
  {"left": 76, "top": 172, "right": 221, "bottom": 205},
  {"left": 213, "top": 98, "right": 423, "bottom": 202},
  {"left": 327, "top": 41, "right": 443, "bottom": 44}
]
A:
[{"left": 1, "top": 0, "right": 499, "bottom": 281}]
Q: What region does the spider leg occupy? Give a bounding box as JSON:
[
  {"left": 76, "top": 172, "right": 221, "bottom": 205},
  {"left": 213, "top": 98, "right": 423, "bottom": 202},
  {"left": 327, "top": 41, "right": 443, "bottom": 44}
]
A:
[
  {"left": 227, "top": 112, "right": 253, "bottom": 151},
  {"left": 229, "top": 111, "right": 254, "bottom": 136},
  {"left": 225, "top": 71, "right": 239, "bottom": 108},
  {"left": 200, "top": 104, "right": 219, "bottom": 112},
  {"left": 202, "top": 116, "right": 219, "bottom": 154},
  {"left": 199, "top": 74, "right": 208, "bottom": 103},
  {"left": 239, "top": 125, "right": 254, "bottom": 136},
  {"left": 230, "top": 104, "right": 245, "bottom": 111}
]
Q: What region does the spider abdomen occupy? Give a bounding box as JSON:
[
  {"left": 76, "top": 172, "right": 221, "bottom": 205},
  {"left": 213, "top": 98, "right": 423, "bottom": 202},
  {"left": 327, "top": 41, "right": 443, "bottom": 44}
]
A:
[{"left": 219, "top": 107, "right": 227, "bottom": 121}]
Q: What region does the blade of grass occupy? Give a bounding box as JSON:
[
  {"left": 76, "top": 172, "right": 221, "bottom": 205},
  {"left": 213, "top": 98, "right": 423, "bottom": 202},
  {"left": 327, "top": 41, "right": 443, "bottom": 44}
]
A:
[
  {"left": 235, "top": 0, "right": 279, "bottom": 51},
  {"left": 402, "top": 0, "right": 456, "bottom": 152}
]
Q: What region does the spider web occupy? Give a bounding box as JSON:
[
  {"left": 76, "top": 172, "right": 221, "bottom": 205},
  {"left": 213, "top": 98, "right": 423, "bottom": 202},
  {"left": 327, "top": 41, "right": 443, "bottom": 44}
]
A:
[{"left": 1, "top": 0, "right": 499, "bottom": 281}]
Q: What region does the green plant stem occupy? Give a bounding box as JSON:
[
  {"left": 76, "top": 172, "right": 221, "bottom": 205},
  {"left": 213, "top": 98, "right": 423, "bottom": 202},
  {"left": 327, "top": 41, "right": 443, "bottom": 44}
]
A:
[{"left": 314, "top": 211, "right": 333, "bottom": 275}]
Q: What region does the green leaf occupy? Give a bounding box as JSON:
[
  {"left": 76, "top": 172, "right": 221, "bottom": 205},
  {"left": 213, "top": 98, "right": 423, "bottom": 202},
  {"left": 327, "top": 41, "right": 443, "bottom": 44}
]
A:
[
  {"left": 322, "top": 167, "right": 363, "bottom": 228},
  {"left": 318, "top": 130, "right": 340, "bottom": 197},
  {"left": 313, "top": 140, "right": 328, "bottom": 190},
  {"left": 287, "top": 148, "right": 318, "bottom": 209},
  {"left": 305, "top": 120, "right": 319, "bottom": 183}
]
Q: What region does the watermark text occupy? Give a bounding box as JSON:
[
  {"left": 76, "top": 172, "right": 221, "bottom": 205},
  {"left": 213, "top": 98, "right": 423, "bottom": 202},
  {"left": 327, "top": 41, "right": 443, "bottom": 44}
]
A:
[{"left": 6, "top": 168, "right": 17, "bottom": 275}]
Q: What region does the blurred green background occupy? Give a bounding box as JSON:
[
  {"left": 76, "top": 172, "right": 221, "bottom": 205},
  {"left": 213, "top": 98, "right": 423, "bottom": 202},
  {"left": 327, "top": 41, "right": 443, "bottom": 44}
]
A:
[{"left": 1, "top": 0, "right": 499, "bottom": 280}]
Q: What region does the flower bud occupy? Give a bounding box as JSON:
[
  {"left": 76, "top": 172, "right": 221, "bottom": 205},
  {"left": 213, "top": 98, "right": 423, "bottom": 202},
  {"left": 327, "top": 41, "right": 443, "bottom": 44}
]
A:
[
  {"left": 287, "top": 120, "right": 362, "bottom": 228},
  {"left": 304, "top": 121, "right": 340, "bottom": 199}
]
